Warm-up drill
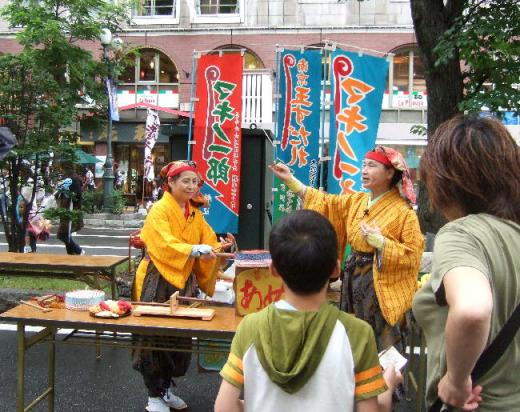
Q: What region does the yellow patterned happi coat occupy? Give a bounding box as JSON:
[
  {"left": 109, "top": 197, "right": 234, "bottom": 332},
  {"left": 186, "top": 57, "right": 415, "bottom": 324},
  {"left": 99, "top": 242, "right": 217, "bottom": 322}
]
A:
[
  {"left": 133, "top": 191, "right": 220, "bottom": 300},
  {"left": 304, "top": 187, "right": 424, "bottom": 326}
]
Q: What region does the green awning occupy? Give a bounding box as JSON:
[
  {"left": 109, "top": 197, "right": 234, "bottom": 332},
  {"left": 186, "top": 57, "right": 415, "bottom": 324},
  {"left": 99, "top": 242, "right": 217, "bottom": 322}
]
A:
[{"left": 75, "top": 149, "right": 102, "bottom": 164}]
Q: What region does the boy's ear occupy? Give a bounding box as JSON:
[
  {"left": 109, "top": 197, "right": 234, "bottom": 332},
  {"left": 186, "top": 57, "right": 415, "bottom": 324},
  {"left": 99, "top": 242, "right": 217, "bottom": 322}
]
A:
[{"left": 329, "top": 259, "right": 341, "bottom": 279}]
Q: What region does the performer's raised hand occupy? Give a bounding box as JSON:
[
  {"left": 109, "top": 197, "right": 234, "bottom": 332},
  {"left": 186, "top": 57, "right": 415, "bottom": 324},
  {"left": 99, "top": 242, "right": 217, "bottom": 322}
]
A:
[
  {"left": 269, "top": 162, "right": 305, "bottom": 194},
  {"left": 269, "top": 162, "right": 293, "bottom": 182}
]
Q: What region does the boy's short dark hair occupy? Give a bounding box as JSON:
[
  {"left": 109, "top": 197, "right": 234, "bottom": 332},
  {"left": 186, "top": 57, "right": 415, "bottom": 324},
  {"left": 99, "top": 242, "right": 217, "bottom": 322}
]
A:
[{"left": 269, "top": 210, "right": 338, "bottom": 295}]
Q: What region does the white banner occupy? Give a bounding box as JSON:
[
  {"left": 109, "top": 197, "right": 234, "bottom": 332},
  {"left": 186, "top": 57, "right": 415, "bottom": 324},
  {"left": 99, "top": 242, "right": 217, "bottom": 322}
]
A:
[
  {"left": 144, "top": 109, "right": 160, "bottom": 182},
  {"left": 106, "top": 79, "right": 119, "bottom": 121}
]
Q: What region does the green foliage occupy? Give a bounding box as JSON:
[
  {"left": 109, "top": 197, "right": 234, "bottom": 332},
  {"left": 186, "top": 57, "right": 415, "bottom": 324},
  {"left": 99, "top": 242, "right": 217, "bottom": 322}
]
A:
[
  {"left": 81, "top": 190, "right": 103, "bottom": 214},
  {"left": 411, "top": 0, "right": 519, "bottom": 235},
  {"left": 81, "top": 189, "right": 126, "bottom": 215},
  {"left": 0, "top": 276, "right": 95, "bottom": 291},
  {"left": 43, "top": 206, "right": 83, "bottom": 224},
  {"left": 434, "top": 0, "right": 520, "bottom": 114},
  {"left": 112, "top": 189, "right": 126, "bottom": 215},
  {"left": 0, "top": 0, "right": 130, "bottom": 251}
]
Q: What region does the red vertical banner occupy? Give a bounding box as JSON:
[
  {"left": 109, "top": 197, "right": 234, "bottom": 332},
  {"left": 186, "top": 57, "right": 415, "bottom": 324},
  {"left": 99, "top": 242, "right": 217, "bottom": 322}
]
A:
[{"left": 193, "top": 54, "right": 243, "bottom": 233}]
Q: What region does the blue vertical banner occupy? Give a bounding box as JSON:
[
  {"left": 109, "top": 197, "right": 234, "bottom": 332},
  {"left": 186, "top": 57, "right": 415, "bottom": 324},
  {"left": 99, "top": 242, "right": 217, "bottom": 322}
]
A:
[
  {"left": 327, "top": 50, "right": 388, "bottom": 194},
  {"left": 273, "top": 49, "right": 322, "bottom": 222}
]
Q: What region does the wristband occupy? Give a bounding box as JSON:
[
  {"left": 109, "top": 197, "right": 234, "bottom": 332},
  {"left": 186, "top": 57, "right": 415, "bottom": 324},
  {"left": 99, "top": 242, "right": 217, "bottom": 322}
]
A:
[{"left": 286, "top": 176, "right": 304, "bottom": 193}]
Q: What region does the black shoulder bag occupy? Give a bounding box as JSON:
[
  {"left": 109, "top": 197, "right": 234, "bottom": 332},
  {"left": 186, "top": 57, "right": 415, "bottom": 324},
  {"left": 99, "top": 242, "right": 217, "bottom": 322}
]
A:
[{"left": 429, "top": 302, "right": 520, "bottom": 412}]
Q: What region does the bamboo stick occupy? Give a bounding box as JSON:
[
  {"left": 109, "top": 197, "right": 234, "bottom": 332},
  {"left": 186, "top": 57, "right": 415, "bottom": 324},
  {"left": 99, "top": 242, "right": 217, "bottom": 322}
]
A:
[{"left": 20, "top": 300, "right": 52, "bottom": 313}]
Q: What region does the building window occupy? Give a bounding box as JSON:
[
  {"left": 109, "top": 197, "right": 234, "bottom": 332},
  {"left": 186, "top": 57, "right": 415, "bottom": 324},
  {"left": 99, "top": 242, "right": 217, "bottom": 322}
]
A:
[
  {"left": 192, "top": 0, "right": 242, "bottom": 23},
  {"left": 132, "top": 0, "right": 180, "bottom": 24},
  {"left": 136, "top": 0, "right": 177, "bottom": 16},
  {"left": 198, "top": 0, "right": 238, "bottom": 14},
  {"left": 119, "top": 48, "right": 180, "bottom": 108},
  {"left": 385, "top": 46, "right": 427, "bottom": 109}
]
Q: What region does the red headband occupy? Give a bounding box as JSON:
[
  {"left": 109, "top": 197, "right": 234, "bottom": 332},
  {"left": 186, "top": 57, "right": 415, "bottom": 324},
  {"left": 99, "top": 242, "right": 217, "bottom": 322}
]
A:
[
  {"left": 166, "top": 164, "right": 197, "bottom": 178},
  {"left": 365, "top": 151, "right": 392, "bottom": 167}
]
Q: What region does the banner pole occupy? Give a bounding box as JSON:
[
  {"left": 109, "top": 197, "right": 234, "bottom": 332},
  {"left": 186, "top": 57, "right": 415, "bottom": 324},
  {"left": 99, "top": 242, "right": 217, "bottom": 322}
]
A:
[
  {"left": 269, "top": 47, "right": 282, "bottom": 225},
  {"left": 141, "top": 179, "right": 145, "bottom": 206},
  {"left": 272, "top": 47, "right": 282, "bottom": 163},
  {"left": 318, "top": 47, "right": 329, "bottom": 191},
  {"left": 187, "top": 51, "right": 198, "bottom": 160}
]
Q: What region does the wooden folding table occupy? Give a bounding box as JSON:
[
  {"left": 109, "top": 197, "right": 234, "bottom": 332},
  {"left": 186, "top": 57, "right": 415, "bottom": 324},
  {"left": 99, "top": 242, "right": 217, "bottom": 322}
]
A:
[{"left": 0, "top": 304, "right": 241, "bottom": 412}]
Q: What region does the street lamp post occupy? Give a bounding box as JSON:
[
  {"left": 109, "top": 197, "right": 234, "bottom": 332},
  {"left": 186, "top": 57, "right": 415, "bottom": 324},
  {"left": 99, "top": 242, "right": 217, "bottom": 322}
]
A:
[{"left": 100, "top": 28, "right": 123, "bottom": 213}]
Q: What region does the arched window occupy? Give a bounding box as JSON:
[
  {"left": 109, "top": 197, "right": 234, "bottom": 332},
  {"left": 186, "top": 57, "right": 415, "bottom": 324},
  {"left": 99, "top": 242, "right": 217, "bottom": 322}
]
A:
[
  {"left": 386, "top": 45, "right": 426, "bottom": 108},
  {"left": 119, "top": 48, "right": 179, "bottom": 108},
  {"left": 211, "top": 45, "right": 264, "bottom": 69}
]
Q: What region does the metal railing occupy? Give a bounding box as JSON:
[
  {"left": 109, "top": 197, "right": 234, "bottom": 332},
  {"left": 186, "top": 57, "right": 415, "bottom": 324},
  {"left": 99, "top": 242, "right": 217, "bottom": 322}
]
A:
[{"left": 242, "top": 69, "right": 273, "bottom": 128}]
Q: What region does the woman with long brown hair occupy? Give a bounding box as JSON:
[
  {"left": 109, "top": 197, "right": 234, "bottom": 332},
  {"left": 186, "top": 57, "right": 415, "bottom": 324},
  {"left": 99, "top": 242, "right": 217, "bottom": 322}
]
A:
[{"left": 413, "top": 114, "right": 520, "bottom": 411}]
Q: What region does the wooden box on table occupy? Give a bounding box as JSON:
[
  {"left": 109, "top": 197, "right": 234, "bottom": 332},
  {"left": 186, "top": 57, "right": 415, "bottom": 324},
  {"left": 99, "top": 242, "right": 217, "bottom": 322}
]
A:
[{"left": 233, "top": 250, "right": 286, "bottom": 316}]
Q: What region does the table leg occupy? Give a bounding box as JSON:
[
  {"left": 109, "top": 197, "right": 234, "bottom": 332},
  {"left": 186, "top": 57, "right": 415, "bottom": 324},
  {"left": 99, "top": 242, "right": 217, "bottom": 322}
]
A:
[
  {"left": 48, "top": 328, "right": 56, "bottom": 411},
  {"left": 16, "top": 323, "right": 25, "bottom": 412},
  {"left": 417, "top": 332, "right": 427, "bottom": 412},
  {"left": 96, "top": 331, "right": 102, "bottom": 360},
  {"left": 111, "top": 268, "right": 117, "bottom": 299}
]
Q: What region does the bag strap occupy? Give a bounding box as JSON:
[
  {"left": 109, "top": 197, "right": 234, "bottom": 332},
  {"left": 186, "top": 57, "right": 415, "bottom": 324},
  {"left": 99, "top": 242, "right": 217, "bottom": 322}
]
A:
[
  {"left": 471, "top": 301, "right": 520, "bottom": 381},
  {"left": 429, "top": 301, "right": 520, "bottom": 412}
]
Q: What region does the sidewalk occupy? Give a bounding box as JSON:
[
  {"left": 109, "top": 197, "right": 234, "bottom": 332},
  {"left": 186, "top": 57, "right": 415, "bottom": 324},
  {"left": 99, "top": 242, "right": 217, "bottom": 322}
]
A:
[{"left": 83, "top": 208, "right": 146, "bottom": 229}]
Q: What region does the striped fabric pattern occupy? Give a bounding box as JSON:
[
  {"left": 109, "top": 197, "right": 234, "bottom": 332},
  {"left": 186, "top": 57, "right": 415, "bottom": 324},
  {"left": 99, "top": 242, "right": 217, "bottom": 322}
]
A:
[
  {"left": 355, "top": 365, "right": 386, "bottom": 397},
  {"left": 221, "top": 353, "right": 245, "bottom": 388},
  {"left": 304, "top": 187, "right": 424, "bottom": 325}
]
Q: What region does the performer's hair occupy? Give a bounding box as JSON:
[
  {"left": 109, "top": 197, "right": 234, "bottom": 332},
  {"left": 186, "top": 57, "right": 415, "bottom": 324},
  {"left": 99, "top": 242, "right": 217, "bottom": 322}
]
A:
[
  {"left": 269, "top": 210, "right": 338, "bottom": 295},
  {"left": 421, "top": 114, "right": 520, "bottom": 224},
  {"left": 388, "top": 168, "right": 403, "bottom": 187}
]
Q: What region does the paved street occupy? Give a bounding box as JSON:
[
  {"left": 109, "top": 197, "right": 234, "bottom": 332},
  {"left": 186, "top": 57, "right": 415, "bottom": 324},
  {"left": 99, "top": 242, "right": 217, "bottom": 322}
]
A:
[
  {"left": 0, "top": 227, "right": 417, "bottom": 411},
  {"left": 0, "top": 328, "right": 222, "bottom": 411},
  {"left": 0, "top": 227, "right": 141, "bottom": 258},
  {"left": 0, "top": 327, "right": 417, "bottom": 412}
]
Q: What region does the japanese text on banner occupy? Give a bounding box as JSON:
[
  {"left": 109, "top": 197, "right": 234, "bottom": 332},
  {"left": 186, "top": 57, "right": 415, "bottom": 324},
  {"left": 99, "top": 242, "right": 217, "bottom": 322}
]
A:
[
  {"left": 273, "top": 50, "right": 322, "bottom": 223},
  {"left": 192, "top": 54, "right": 243, "bottom": 233},
  {"left": 327, "top": 51, "right": 389, "bottom": 194}
]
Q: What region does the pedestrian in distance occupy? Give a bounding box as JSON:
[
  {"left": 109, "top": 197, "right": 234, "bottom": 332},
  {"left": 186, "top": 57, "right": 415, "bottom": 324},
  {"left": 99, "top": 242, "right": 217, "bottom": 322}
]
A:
[
  {"left": 413, "top": 114, "right": 520, "bottom": 411},
  {"left": 83, "top": 167, "right": 95, "bottom": 191},
  {"left": 215, "top": 209, "right": 402, "bottom": 412},
  {"left": 132, "top": 160, "right": 234, "bottom": 412},
  {"left": 18, "top": 179, "right": 53, "bottom": 253},
  {"left": 113, "top": 162, "right": 124, "bottom": 190},
  {"left": 56, "top": 166, "right": 84, "bottom": 255}
]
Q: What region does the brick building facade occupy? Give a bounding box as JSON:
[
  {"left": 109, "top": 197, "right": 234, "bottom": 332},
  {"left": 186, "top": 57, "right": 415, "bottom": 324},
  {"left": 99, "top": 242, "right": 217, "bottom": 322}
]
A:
[{"left": 0, "top": 0, "right": 428, "bottom": 246}]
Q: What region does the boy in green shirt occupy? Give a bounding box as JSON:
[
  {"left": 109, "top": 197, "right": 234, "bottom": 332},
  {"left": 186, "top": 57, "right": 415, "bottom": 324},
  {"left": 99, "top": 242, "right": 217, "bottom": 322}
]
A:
[{"left": 215, "top": 210, "right": 401, "bottom": 412}]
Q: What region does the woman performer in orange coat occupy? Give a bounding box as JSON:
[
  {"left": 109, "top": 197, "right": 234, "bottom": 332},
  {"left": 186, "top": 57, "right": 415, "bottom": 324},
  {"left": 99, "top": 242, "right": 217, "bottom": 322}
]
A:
[
  {"left": 270, "top": 146, "right": 424, "bottom": 354},
  {"left": 133, "top": 160, "right": 233, "bottom": 412}
]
